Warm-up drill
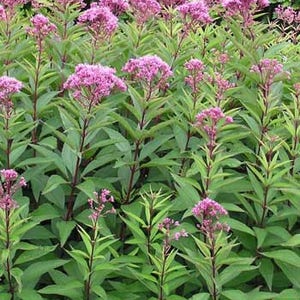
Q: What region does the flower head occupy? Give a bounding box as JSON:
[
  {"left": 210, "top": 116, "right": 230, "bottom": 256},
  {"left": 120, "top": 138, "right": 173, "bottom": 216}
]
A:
[
  {"left": 275, "top": 5, "right": 297, "bottom": 24},
  {"left": 99, "top": 0, "right": 129, "bottom": 15},
  {"left": 64, "top": 63, "right": 126, "bottom": 108},
  {"left": 158, "top": 217, "right": 188, "bottom": 249},
  {"left": 250, "top": 58, "right": 287, "bottom": 88},
  {"left": 0, "top": 76, "right": 23, "bottom": 118},
  {"left": 192, "top": 197, "right": 229, "bottom": 238},
  {"left": 122, "top": 55, "right": 172, "bottom": 90},
  {"left": 184, "top": 58, "right": 205, "bottom": 92},
  {"left": 78, "top": 3, "right": 118, "bottom": 40},
  {"left": 27, "top": 14, "right": 57, "bottom": 51},
  {"left": 129, "top": 0, "right": 161, "bottom": 24},
  {"left": 195, "top": 107, "right": 233, "bottom": 148},
  {"left": 88, "top": 189, "right": 115, "bottom": 223},
  {"left": 0, "top": 169, "right": 26, "bottom": 210},
  {"left": 177, "top": 0, "right": 212, "bottom": 27}
]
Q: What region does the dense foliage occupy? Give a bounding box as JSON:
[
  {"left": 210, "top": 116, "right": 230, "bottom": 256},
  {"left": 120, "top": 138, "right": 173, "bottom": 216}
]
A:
[{"left": 0, "top": 0, "right": 300, "bottom": 299}]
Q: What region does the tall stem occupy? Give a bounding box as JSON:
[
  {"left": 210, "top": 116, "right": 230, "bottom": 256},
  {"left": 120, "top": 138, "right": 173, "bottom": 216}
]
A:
[
  {"left": 65, "top": 105, "right": 92, "bottom": 220},
  {"left": 158, "top": 247, "right": 167, "bottom": 300},
  {"left": 5, "top": 117, "right": 11, "bottom": 169},
  {"left": 32, "top": 42, "right": 43, "bottom": 153},
  {"left": 210, "top": 239, "right": 218, "bottom": 300},
  {"left": 85, "top": 229, "right": 97, "bottom": 300},
  {"left": 5, "top": 208, "right": 14, "bottom": 299}
]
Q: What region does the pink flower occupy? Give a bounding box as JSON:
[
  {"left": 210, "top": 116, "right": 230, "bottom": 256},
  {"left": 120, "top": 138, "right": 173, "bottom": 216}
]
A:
[
  {"left": 64, "top": 63, "right": 126, "bottom": 108},
  {"left": 275, "top": 5, "right": 296, "bottom": 24},
  {"left": 0, "top": 76, "right": 23, "bottom": 118},
  {"left": 157, "top": 0, "right": 187, "bottom": 8},
  {"left": 0, "top": 0, "right": 28, "bottom": 7},
  {"left": 0, "top": 76, "right": 23, "bottom": 101},
  {"left": 195, "top": 107, "right": 233, "bottom": 147},
  {"left": 122, "top": 55, "right": 172, "bottom": 90},
  {"left": 250, "top": 58, "right": 286, "bottom": 88},
  {"left": 27, "top": 14, "right": 57, "bottom": 49},
  {"left": 192, "top": 197, "right": 229, "bottom": 237},
  {"left": 88, "top": 189, "right": 115, "bottom": 222},
  {"left": 99, "top": 0, "right": 129, "bottom": 15},
  {"left": 129, "top": 0, "right": 161, "bottom": 24},
  {"left": 207, "top": 72, "right": 235, "bottom": 101},
  {"left": 158, "top": 217, "right": 188, "bottom": 244},
  {"left": 78, "top": 3, "right": 118, "bottom": 40},
  {"left": 177, "top": 0, "right": 212, "bottom": 25},
  {"left": 184, "top": 58, "right": 205, "bottom": 93},
  {"left": 0, "top": 5, "right": 6, "bottom": 20},
  {"left": 0, "top": 169, "right": 26, "bottom": 210}
]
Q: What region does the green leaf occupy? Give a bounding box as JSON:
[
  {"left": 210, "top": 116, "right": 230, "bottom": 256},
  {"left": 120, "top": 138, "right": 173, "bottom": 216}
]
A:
[
  {"left": 227, "top": 219, "right": 255, "bottom": 236},
  {"left": 38, "top": 281, "right": 83, "bottom": 299},
  {"left": 56, "top": 221, "right": 76, "bottom": 247},
  {"left": 18, "top": 289, "right": 44, "bottom": 300},
  {"left": 281, "top": 234, "right": 300, "bottom": 247},
  {"left": 15, "top": 245, "right": 57, "bottom": 265},
  {"left": 262, "top": 250, "right": 300, "bottom": 267},
  {"left": 259, "top": 259, "right": 273, "bottom": 291},
  {"left": 22, "top": 260, "right": 69, "bottom": 288},
  {"left": 43, "top": 175, "right": 68, "bottom": 195}
]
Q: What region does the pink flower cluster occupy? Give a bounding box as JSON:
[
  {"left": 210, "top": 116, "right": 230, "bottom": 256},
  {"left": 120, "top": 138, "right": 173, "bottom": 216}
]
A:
[
  {"left": 207, "top": 72, "right": 235, "bottom": 102},
  {"left": 99, "top": 0, "right": 129, "bottom": 15},
  {"left": 78, "top": 3, "right": 118, "bottom": 40},
  {"left": 158, "top": 217, "right": 188, "bottom": 243},
  {"left": 184, "top": 58, "right": 205, "bottom": 93},
  {"left": 0, "top": 5, "right": 5, "bottom": 20},
  {"left": 158, "top": 0, "right": 187, "bottom": 8},
  {"left": 221, "top": 0, "right": 269, "bottom": 26},
  {"left": 122, "top": 55, "right": 173, "bottom": 91},
  {"left": 195, "top": 107, "right": 233, "bottom": 147},
  {"left": 275, "top": 5, "right": 300, "bottom": 24},
  {"left": 0, "top": 76, "right": 23, "bottom": 118},
  {"left": 64, "top": 63, "right": 126, "bottom": 108},
  {"left": 129, "top": 0, "right": 161, "bottom": 24},
  {"left": 192, "top": 197, "right": 230, "bottom": 238},
  {"left": 177, "top": 0, "right": 212, "bottom": 26},
  {"left": 88, "top": 189, "right": 115, "bottom": 222},
  {"left": 0, "top": 0, "right": 28, "bottom": 7},
  {"left": 0, "top": 76, "right": 23, "bottom": 101},
  {"left": 0, "top": 169, "right": 26, "bottom": 210},
  {"left": 27, "top": 14, "right": 57, "bottom": 43},
  {"left": 250, "top": 58, "right": 286, "bottom": 88}
]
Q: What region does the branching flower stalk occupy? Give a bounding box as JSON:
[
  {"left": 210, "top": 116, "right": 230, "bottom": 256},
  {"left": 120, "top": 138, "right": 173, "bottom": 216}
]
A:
[
  {"left": 78, "top": 2, "right": 118, "bottom": 64},
  {"left": 192, "top": 198, "right": 230, "bottom": 300},
  {"left": 122, "top": 55, "right": 172, "bottom": 204},
  {"left": 195, "top": 107, "right": 233, "bottom": 196},
  {"left": 172, "top": 1, "right": 212, "bottom": 67},
  {"left": 157, "top": 218, "right": 187, "bottom": 300},
  {"left": 0, "top": 76, "right": 23, "bottom": 168},
  {"left": 27, "top": 14, "right": 57, "bottom": 151},
  {"left": 64, "top": 64, "right": 126, "bottom": 220},
  {"left": 250, "top": 58, "right": 288, "bottom": 156},
  {"left": 84, "top": 189, "right": 115, "bottom": 300},
  {"left": 0, "top": 169, "right": 26, "bottom": 299}
]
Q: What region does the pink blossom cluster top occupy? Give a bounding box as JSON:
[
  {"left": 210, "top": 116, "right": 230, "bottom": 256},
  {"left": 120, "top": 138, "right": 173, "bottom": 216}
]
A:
[
  {"left": 0, "top": 169, "right": 26, "bottom": 210},
  {"left": 63, "top": 63, "right": 126, "bottom": 107},
  {"left": 0, "top": 76, "right": 23, "bottom": 101},
  {"left": 250, "top": 58, "right": 285, "bottom": 85},
  {"left": 122, "top": 55, "right": 173, "bottom": 90},
  {"left": 177, "top": 0, "right": 212, "bottom": 25},
  {"left": 78, "top": 3, "right": 118, "bottom": 39},
  {"left": 221, "top": 0, "right": 269, "bottom": 14},
  {"left": 99, "top": 0, "right": 129, "bottom": 15},
  {"left": 0, "top": 0, "right": 28, "bottom": 8},
  {"left": 129, "top": 0, "right": 161, "bottom": 24},
  {"left": 196, "top": 107, "right": 233, "bottom": 126},
  {"left": 88, "top": 189, "right": 116, "bottom": 222},
  {"left": 192, "top": 197, "right": 230, "bottom": 236},
  {"left": 275, "top": 5, "right": 300, "bottom": 24},
  {"left": 158, "top": 217, "right": 188, "bottom": 241},
  {"left": 27, "top": 14, "right": 57, "bottom": 39},
  {"left": 184, "top": 58, "right": 205, "bottom": 92}
]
